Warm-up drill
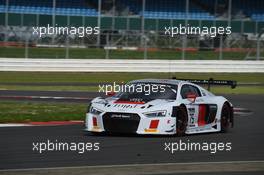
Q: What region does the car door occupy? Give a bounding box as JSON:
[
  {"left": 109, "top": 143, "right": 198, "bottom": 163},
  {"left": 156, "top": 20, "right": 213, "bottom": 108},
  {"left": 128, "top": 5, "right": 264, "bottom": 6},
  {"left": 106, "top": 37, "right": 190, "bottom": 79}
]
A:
[
  {"left": 180, "top": 84, "right": 203, "bottom": 128},
  {"left": 180, "top": 83, "right": 218, "bottom": 128}
]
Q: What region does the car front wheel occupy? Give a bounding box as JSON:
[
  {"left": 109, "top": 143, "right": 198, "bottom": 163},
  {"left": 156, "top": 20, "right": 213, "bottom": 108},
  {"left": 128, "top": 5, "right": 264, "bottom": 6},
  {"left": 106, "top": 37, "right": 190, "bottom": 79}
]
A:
[
  {"left": 221, "top": 103, "right": 231, "bottom": 132},
  {"left": 176, "top": 105, "right": 188, "bottom": 136}
]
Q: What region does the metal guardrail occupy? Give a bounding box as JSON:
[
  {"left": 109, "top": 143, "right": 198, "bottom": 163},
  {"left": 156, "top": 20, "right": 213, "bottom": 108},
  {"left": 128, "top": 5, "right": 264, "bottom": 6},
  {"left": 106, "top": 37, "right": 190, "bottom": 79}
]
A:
[{"left": 0, "top": 58, "right": 263, "bottom": 72}]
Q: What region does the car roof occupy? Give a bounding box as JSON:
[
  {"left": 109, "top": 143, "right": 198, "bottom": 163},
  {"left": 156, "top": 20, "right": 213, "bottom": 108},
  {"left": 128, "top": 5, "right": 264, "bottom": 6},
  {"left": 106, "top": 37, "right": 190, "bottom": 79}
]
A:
[
  {"left": 129, "top": 79, "right": 183, "bottom": 85},
  {"left": 128, "top": 79, "right": 214, "bottom": 96}
]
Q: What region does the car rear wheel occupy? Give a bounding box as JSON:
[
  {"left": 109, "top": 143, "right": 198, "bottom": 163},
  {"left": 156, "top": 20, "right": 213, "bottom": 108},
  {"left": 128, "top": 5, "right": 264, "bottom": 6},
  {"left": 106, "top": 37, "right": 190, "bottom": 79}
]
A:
[
  {"left": 221, "top": 103, "right": 231, "bottom": 132},
  {"left": 176, "top": 105, "right": 188, "bottom": 136}
]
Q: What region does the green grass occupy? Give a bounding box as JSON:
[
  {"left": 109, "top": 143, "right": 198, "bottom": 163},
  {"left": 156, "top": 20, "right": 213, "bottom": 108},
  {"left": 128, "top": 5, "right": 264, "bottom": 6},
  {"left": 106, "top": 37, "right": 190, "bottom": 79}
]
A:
[
  {"left": 0, "top": 72, "right": 263, "bottom": 122},
  {"left": 0, "top": 85, "right": 263, "bottom": 95},
  {"left": 0, "top": 101, "right": 86, "bottom": 123},
  {"left": 0, "top": 72, "right": 264, "bottom": 83},
  {"left": 0, "top": 72, "right": 263, "bottom": 94},
  {"left": 211, "top": 86, "right": 264, "bottom": 94},
  {"left": 0, "top": 85, "right": 98, "bottom": 91},
  {"left": 1, "top": 47, "right": 262, "bottom": 60}
]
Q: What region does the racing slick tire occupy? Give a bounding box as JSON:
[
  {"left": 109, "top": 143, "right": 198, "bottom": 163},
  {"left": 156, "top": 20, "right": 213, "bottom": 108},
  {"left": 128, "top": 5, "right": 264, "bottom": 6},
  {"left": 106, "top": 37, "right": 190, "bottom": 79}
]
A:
[
  {"left": 221, "top": 103, "right": 231, "bottom": 133},
  {"left": 176, "top": 105, "right": 188, "bottom": 136}
]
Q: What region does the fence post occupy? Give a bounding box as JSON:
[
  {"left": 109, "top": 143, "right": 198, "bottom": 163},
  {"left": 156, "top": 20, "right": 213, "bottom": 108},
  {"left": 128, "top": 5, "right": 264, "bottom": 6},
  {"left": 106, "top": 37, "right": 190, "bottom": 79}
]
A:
[
  {"left": 105, "top": 33, "right": 109, "bottom": 59},
  {"left": 144, "top": 36, "right": 147, "bottom": 60},
  {"left": 182, "top": 0, "right": 189, "bottom": 60},
  {"left": 141, "top": 0, "right": 146, "bottom": 46},
  {"left": 257, "top": 34, "right": 260, "bottom": 60},
  {"left": 219, "top": 35, "right": 223, "bottom": 60},
  {"left": 25, "top": 33, "right": 29, "bottom": 59},
  {"left": 97, "top": 0, "right": 102, "bottom": 47},
  {"left": 4, "top": 0, "right": 9, "bottom": 44},
  {"left": 65, "top": 15, "right": 70, "bottom": 59}
]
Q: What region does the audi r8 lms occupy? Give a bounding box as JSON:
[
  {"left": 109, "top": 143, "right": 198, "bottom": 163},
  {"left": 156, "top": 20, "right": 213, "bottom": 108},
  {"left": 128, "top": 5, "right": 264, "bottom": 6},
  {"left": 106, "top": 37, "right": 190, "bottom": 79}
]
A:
[{"left": 84, "top": 79, "right": 235, "bottom": 136}]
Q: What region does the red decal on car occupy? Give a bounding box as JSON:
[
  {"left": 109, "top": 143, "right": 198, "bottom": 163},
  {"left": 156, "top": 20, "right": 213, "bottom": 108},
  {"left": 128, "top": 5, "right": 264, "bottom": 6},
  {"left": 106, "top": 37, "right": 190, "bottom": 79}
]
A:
[{"left": 198, "top": 105, "right": 206, "bottom": 126}]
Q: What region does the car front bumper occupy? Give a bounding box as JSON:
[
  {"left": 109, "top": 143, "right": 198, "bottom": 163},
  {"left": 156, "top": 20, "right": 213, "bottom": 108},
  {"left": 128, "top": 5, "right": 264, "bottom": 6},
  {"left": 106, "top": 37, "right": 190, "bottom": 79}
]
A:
[{"left": 85, "top": 112, "right": 176, "bottom": 135}]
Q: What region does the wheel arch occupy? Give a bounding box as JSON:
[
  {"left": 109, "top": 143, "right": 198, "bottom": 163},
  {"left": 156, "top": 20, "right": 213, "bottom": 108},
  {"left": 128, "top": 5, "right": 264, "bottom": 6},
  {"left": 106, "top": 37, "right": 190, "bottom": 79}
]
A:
[
  {"left": 176, "top": 103, "right": 188, "bottom": 116},
  {"left": 222, "top": 101, "right": 234, "bottom": 128}
]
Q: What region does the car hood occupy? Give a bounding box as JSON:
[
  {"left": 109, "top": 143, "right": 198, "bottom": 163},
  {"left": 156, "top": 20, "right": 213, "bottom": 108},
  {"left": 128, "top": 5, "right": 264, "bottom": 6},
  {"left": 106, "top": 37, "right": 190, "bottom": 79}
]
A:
[{"left": 91, "top": 97, "right": 176, "bottom": 113}]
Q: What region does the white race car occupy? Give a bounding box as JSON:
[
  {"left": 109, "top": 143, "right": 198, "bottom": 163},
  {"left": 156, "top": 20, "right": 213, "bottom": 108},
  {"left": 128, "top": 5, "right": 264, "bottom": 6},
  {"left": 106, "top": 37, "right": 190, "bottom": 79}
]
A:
[{"left": 85, "top": 78, "right": 236, "bottom": 136}]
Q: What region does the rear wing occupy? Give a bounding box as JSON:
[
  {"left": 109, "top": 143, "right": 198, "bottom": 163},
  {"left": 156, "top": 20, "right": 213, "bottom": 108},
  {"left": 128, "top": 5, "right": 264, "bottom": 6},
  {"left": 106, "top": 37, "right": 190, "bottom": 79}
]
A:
[{"left": 172, "top": 77, "right": 237, "bottom": 90}]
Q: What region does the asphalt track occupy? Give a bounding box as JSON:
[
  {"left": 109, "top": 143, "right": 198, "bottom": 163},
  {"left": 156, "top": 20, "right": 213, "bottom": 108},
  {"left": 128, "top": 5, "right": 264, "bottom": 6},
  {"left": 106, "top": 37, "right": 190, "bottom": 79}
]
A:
[{"left": 0, "top": 91, "right": 263, "bottom": 174}]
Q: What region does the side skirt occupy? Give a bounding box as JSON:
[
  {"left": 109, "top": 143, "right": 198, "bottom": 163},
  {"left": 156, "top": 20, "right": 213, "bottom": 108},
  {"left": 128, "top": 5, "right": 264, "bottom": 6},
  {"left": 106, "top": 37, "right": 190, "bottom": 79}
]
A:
[{"left": 185, "top": 122, "right": 221, "bottom": 134}]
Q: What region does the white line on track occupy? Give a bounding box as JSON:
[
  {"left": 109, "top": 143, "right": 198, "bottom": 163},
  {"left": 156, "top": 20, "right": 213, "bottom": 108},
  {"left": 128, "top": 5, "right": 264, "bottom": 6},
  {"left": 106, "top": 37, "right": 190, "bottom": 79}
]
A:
[
  {"left": 0, "top": 124, "right": 31, "bottom": 127},
  {"left": 0, "top": 121, "right": 84, "bottom": 127},
  {"left": 1, "top": 160, "right": 263, "bottom": 172},
  {"left": 0, "top": 95, "right": 93, "bottom": 100}
]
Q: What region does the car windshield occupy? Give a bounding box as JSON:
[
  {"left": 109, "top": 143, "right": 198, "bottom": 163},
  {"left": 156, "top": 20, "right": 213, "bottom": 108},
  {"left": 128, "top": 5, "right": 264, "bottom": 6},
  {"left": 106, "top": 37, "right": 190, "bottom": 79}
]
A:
[{"left": 115, "top": 83, "right": 177, "bottom": 102}]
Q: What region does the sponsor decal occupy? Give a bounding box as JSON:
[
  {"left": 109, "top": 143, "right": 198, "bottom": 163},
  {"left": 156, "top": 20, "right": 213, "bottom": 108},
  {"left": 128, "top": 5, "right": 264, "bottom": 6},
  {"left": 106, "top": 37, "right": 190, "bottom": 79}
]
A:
[
  {"left": 111, "top": 114, "right": 130, "bottom": 118},
  {"left": 114, "top": 104, "right": 138, "bottom": 108},
  {"left": 188, "top": 107, "right": 195, "bottom": 125}
]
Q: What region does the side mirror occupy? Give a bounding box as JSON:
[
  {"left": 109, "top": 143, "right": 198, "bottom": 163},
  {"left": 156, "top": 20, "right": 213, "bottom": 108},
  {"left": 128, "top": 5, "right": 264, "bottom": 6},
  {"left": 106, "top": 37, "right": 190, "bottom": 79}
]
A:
[
  {"left": 187, "top": 93, "right": 197, "bottom": 103},
  {"left": 106, "top": 91, "right": 116, "bottom": 97}
]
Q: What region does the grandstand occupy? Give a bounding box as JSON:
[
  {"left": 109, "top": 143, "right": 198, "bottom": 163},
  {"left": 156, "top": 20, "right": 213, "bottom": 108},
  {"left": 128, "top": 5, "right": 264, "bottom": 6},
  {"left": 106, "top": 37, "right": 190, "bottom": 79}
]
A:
[
  {"left": 0, "top": 0, "right": 263, "bottom": 60},
  {"left": 1, "top": 0, "right": 98, "bottom": 16},
  {"left": 0, "top": 0, "right": 264, "bottom": 21},
  {"left": 0, "top": 0, "right": 263, "bottom": 20}
]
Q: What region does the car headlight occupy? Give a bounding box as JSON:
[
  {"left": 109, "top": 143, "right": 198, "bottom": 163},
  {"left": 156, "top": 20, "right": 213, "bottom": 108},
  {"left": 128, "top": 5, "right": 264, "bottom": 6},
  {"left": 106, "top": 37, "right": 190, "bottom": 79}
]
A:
[
  {"left": 143, "top": 110, "right": 167, "bottom": 117},
  {"left": 89, "top": 106, "right": 103, "bottom": 115}
]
